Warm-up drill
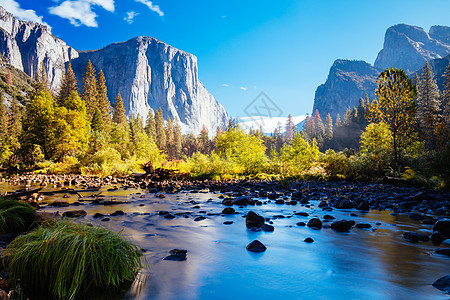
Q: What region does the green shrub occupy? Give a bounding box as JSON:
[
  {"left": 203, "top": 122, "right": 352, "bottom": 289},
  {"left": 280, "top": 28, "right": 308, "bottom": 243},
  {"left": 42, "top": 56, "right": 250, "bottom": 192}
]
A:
[
  {"left": 5, "top": 220, "right": 144, "bottom": 300},
  {"left": 0, "top": 198, "right": 35, "bottom": 234}
]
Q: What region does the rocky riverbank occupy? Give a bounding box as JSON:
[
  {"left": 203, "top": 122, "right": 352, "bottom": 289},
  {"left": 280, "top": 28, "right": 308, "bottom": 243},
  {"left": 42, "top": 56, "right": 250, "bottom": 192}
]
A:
[{"left": 1, "top": 174, "right": 450, "bottom": 298}]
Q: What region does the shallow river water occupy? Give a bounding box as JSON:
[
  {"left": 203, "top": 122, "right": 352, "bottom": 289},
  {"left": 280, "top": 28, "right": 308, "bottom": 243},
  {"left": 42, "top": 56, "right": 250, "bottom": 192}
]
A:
[{"left": 1, "top": 183, "right": 449, "bottom": 300}]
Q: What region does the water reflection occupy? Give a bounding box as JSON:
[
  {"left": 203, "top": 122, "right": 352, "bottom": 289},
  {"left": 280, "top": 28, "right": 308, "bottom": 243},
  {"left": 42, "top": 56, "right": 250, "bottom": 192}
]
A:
[{"left": 0, "top": 183, "right": 449, "bottom": 299}]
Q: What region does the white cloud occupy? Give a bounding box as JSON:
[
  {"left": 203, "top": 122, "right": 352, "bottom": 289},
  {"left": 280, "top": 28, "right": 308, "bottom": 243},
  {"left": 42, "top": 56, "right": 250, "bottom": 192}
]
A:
[
  {"left": 135, "top": 0, "right": 164, "bottom": 17},
  {"left": 124, "top": 11, "right": 139, "bottom": 24},
  {"left": 0, "top": 0, "right": 48, "bottom": 25},
  {"left": 221, "top": 83, "right": 229, "bottom": 87},
  {"left": 240, "top": 86, "right": 248, "bottom": 91},
  {"left": 49, "top": 0, "right": 115, "bottom": 28}
]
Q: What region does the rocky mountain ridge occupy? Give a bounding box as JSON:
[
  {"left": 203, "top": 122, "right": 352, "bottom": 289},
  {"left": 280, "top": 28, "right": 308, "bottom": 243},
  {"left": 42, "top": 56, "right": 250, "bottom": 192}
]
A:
[{"left": 313, "top": 24, "right": 450, "bottom": 120}]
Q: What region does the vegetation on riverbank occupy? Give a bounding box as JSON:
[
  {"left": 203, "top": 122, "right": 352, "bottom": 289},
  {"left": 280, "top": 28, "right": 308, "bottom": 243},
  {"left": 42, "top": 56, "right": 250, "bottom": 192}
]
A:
[
  {"left": 4, "top": 220, "right": 143, "bottom": 300},
  {"left": 0, "top": 198, "right": 34, "bottom": 234},
  {"left": 0, "top": 60, "right": 449, "bottom": 188}
]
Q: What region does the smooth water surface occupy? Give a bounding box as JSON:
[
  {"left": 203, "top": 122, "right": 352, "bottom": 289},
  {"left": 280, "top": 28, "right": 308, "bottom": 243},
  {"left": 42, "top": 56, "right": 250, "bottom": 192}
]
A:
[{"left": 1, "top": 183, "right": 449, "bottom": 300}]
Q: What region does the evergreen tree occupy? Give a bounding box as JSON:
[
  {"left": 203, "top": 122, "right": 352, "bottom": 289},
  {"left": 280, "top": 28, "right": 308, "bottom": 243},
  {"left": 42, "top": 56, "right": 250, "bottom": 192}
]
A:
[
  {"left": 8, "top": 98, "right": 22, "bottom": 140},
  {"left": 343, "top": 107, "right": 352, "bottom": 126},
  {"left": 155, "top": 107, "right": 167, "bottom": 150},
  {"left": 416, "top": 62, "right": 441, "bottom": 129},
  {"left": 96, "top": 69, "right": 111, "bottom": 131},
  {"left": 335, "top": 114, "right": 342, "bottom": 128},
  {"left": 173, "top": 118, "right": 183, "bottom": 159},
  {"left": 91, "top": 107, "right": 104, "bottom": 133},
  {"left": 31, "top": 62, "right": 50, "bottom": 97},
  {"left": 198, "top": 125, "right": 210, "bottom": 154},
  {"left": 56, "top": 62, "right": 78, "bottom": 106},
  {"left": 145, "top": 109, "right": 156, "bottom": 139},
  {"left": 285, "top": 114, "right": 296, "bottom": 142},
  {"left": 112, "top": 92, "right": 126, "bottom": 125},
  {"left": 166, "top": 117, "right": 175, "bottom": 158},
  {"left": 324, "top": 113, "right": 333, "bottom": 141},
  {"left": 442, "top": 63, "right": 450, "bottom": 126},
  {"left": 367, "top": 68, "right": 419, "bottom": 172},
  {"left": 81, "top": 60, "right": 98, "bottom": 120},
  {"left": 0, "top": 93, "right": 6, "bottom": 137}
]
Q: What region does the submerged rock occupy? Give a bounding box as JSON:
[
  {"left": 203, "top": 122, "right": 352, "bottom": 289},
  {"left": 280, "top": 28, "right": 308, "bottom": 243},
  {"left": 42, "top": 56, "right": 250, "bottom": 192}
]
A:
[
  {"left": 261, "top": 224, "right": 275, "bottom": 232},
  {"left": 331, "top": 220, "right": 354, "bottom": 232},
  {"left": 432, "top": 275, "right": 450, "bottom": 294},
  {"left": 62, "top": 210, "right": 87, "bottom": 218},
  {"left": 435, "top": 248, "right": 450, "bottom": 257},
  {"left": 403, "top": 231, "right": 419, "bottom": 243},
  {"left": 222, "top": 207, "right": 235, "bottom": 214},
  {"left": 164, "top": 249, "right": 187, "bottom": 261},
  {"left": 304, "top": 237, "right": 314, "bottom": 243},
  {"left": 246, "top": 240, "right": 267, "bottom": 252}
]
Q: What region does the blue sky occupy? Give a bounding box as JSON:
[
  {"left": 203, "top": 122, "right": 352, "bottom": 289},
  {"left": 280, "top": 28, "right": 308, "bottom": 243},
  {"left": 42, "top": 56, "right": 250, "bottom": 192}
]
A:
[{"left": 3, "top": 0, "right": 450, "bottom": 118}]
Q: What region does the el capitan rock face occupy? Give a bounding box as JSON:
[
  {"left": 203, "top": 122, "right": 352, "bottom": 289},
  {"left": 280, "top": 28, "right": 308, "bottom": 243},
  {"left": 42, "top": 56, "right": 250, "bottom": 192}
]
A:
[
  {"left": 312, "top": 60, "right": 378, "bottom": 120},
  {"left": 0, "top": 6, "right": 228, "bottom": 135},
  {"left": 374, "top": 24, "right": 450, "bottom": 74},
  {"left": 71, "top": 36, "right": 228, "bottom": 135},
  {"left": 0, "top": 6, "right": 78, "bottom": 90}
]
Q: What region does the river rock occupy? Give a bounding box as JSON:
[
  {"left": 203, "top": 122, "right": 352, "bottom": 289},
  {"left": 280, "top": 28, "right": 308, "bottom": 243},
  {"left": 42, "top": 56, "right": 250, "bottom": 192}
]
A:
[
  {"left": 435, "top": 248, "right": 450, "bottom": 257},
  {"left": 49, "top": 199, "right": 70, "bottom": 207},
  {"left": 164, "top": 249, "right": 187, "bottom": 261},
  {"left": 246, "top": 211, "right": 265, "bottom": 229},
  {"left": 222, "top": 207, "right": 235, "bottom": 214},
  {"left": 304, "top": 237, "right": 314, "bottom": 243},
  {"left": 432, "top": 275, "right": 450, "bottom": 294},
  {"left": 164, "top": 214, "right": 175, "bottom": 219},
  {"left": 246, "top": 240, "right": 267, "bottom": 252},
  {"left": 296, "top": 222, "right": 306, "bottom": 226},
  {"left": 418, "top": 233, "right": 430, "bottom": 242},
  {"left": 233, "top": 196, "right": 249, "bottom": 206},
  {"left": 261, "top": 224, "right": 274, "bottom": 232},
  {"left": 431, "top": 232, "right": 446, "bottom": 245},
  {"left": 403, "top": 231, "right": 419, "bottom": 243},
  {"left": 194, "top": 216, "right": 206, "bottom": 221},
  {"left": 62, "top": 210, "right": 87, "bottom": 218},
  {"left": 356, "top": 202, "right": 370, "bottom": 211},
  {"left": 110, "top": 210, "right": 125, "bottom": 216},
  {"left": 331, "top": 220, "right": 354, "bottom": 232},
  {"left": 323, "top": 214, "right": 335, "bottom": 220},
  {"left": 433, "top": 219, "right": 450, "bottom": 238},
  {"left": 295, "top": 212, "right": 309, "bottom": 217},
  {"left": 307, "top": 218, "right": 322, "bottom": 229},
  {"left": 93, "top": 213, "right": 105, "bottom": 219},
  {"left": 32, "top": 211, "right": 60, "bottom": 224},
  {"left": 355, "top": 223, "right": 372, "bottom": 229},
  {"left": 222, "top": 199, "right": 233, "bottom": 206}
]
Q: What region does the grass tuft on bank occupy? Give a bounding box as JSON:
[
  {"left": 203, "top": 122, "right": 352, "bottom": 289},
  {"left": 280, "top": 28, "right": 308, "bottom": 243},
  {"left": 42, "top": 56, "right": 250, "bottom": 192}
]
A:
[{"left": 4, "top": 220, "right": 144, "bottom": 300}]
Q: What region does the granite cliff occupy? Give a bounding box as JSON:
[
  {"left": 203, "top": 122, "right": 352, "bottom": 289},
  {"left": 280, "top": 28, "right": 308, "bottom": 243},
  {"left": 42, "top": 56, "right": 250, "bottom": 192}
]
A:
[
  {"left": 0, "top": 6, "right": 228, "bottom": 135},
  {"left": 0, "top": 6, "right": 78, "bottom": 90}
]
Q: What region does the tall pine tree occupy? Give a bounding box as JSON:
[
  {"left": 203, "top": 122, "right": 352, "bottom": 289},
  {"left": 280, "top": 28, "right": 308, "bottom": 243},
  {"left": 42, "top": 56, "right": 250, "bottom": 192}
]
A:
[
  {"left": 145, "top": 109, "right": 156, "bottom": 139},
  {"left": 442, "top": 62, "right": 450, "bottom": 126},
  {"left": 81, "top": 60, "right": 98, "bottom": 120},
  {"left": 285, "top": 114, "right": 296, "bottom": 142},
  {"left": 324, "top": 113, "right": 333, "bottom": 141},
  {"left": 416, "top": 62, "right": 441, "bottom": 127},
  {"left": 56, "top": 62, "right": 78, "bottom": 106},
  {"left": 96, "top": 69, "right": 111, "bottom": 131},
  {"left": 112, "top": 92, "right": 126, "bottom": 125},
  {"left": 155, "top": 107, "right": 167, "bottom": 151}
]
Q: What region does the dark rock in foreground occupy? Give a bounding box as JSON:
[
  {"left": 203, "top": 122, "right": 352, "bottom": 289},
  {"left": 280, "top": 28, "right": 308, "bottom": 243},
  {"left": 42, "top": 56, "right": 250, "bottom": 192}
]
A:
[
  {"left": 246, "top": 240, "right": 267, "bottom": 252},
  {"left": 331, "top": 220, "right": 354, "bottom": 232},
  {"left": 304, "top": 237, "right": 314, "bottom": 243},
  {"left": 222, "top": 207, "right": 235, "bottom": 214},
  {"left": 307, "top": 218, "right": 322, "bottom": 229},
  {"left": 261, "top": 224, "right": 274, "bottom": 232},
  {"left": 403, "top": 231, "right": 419, "bottom": 243},
  {"left": 431, "top": 232, "right": 446, "bottom": 245},
  {"left": 246, "top": 211, "right": 265, "bottom": 229},
  {"left": 164, "top": 249, "right": 187, "bottom": 261},
  {"left": 434, "top": 219, "right": 450, "bottom": 238},
  {"left": 62, "top": 210, "right": 87, "bottom": 218},
  {"left": 432, "top": 275, "right": 450, "bottom": 294},
  {"left": 435, "top": 248, "right": 450, "bottom": 257}
]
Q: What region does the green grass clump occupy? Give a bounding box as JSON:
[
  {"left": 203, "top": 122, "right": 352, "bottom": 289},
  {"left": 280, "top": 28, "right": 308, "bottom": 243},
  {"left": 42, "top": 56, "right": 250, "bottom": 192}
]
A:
[
  {"left": 5, "top": 220, "right": 143, "bottom": 300},
  {"left": 0, "top": 198, "right": 35, "bottom": 234}
]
